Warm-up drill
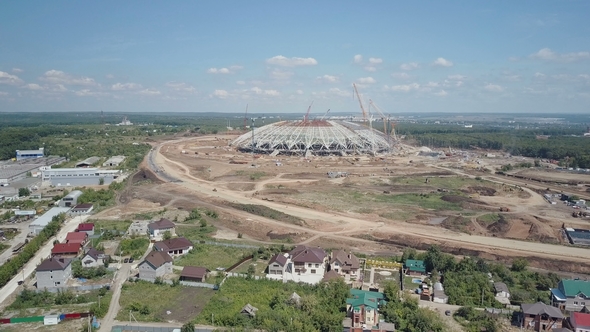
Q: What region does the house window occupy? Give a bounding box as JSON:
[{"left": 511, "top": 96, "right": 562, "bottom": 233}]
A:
[
  {"left": 315, "top": 264, "right": 319, "bottom": 268},
  {"left": 335, "top": 269, "right": 339, "bottom": 273},
  {"left": 574, "top": 301, "right": 579, "bottom": 305},
  {"left": 308, "top": 263, "right": 312, "bottom": 267},
  {"left": 311, "top": 269, "right": 316, "bottom": 274}
]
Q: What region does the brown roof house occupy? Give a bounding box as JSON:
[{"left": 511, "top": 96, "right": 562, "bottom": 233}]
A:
[
  {"left": 179, "top": 266, "right": 209, "bottom": 282},
  {"left": 68, "top": 203, "right": 94, "bottom": 216},
  {"left": 266, "top": 245, "right": 327, "bottom": 284},
  {"left": 138, "top": 251, "right": 173, "bottom": 282},
  {"left": 147, "top": 218, "right": 176, "bottom": 239},
  {"left": 153, "top": 237, "right": 193, "bottom": 257},
  {"left": 36, "top": 257, "right": 72, "bottom": 290},
  {"left": 329, "top": 250, "right": 360, "bottom": 282},
  {"left": 51, "top": 243, "right": 82, "bottom": 258},
  {"left": 81, "top": 248, "right": 107, "bottom": 268},
  {"left": 520, "top": 302, "right": 564, "bottom": 331}
]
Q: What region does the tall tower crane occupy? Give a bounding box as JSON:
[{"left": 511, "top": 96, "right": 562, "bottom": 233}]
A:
[
  {"left": 369, "top": 99, "right": 397, "bottom": 140},
  {"left": 303, "top": 101, "right": 314, "bottom": 122},
  {"left": 352, "top": 83, "right": 368, "bottom": 122}
]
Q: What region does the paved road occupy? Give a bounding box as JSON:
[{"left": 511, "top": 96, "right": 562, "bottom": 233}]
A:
[
  {"left": 99, "top": 263, "right": 131, "bottom": 332},
  {"left": 0, "top": 215, "right": 90, "bottom": 309}
]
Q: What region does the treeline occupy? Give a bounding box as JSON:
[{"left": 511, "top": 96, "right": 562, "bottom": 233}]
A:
[
  {"left": 404, "top": 246, "right": 559, "bottom": 307},
  {"left": 396, "top": 124, "right": 590, "bottom": 168},
  {"left": 0, "top": 214, "right": 65, "bottom": 287}
]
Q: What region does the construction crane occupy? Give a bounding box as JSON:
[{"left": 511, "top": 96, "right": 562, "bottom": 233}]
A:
[
  {"left": 243, "top": 104, "right": 249, "bottom": 129},
  {"left": 352, "top": 83, "right": 368, "bottom": 122},
  {"left": 303, "top": 101, "right": 314, "bottom": 122},
  {"left": 369, "top": 99, "right": 397, "bottom": 140},
  {"left": 320, "top": 109, "right": 330, "bottom": 120}
]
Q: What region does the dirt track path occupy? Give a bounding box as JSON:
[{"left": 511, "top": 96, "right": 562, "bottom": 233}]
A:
[{"left": 153, "top": 139, "right": 590, "bottom": 264}]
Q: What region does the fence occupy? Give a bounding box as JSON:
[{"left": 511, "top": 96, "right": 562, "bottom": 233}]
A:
[
  {"left": 112, "top": 325, "right": 214, "bottom": 332},
  {"left": 157, "top": 279, "right": 217, "bottom": 289},
  {"left": 35, "top": 283, "right": 111, "bottom": 293},
  {"left": 225, "top": 255, "right": 253, "bottom": 272},
  {"left": 200, "top": 241, "right": 258, "bottom": 249}
]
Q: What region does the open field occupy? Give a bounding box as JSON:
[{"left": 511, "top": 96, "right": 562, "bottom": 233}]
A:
[
  {"left": 175, "top": 244, "right": 254, "bottom": 270},
  {"left": 115, "top": 282, "right": 215, "bottom": 322}
]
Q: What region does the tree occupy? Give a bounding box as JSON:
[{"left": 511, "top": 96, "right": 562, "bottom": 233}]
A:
[
  {"left": 511, "top": 258, "right": 528, "bottom": 272},
  {"left": 99, "top": 177, "right": 105, "bottom": 185},
  {"left": 162, "top": 230, "right": 172, "bottom": 240},
  {"left": 18, "top": 187, "right": 31, "bottom": 197},
  {"left": 246, "top": 264, "right": 256, "bottom": 279},
  {"left": 181, "top": 322, "right": 195, "bottom": 332}
]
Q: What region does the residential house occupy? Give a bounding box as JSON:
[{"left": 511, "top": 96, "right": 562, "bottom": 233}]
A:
[
  {"left": 268, "top": 253, "right": 289, "bottom": 275},
  {"left": 266, "top": 245, "right": 328, "bottom": 284},
  {"left": 36, "top": 257, "right": 72, "bottom": 289},
  {"left": 147, "top": 218, "right": 176, "bottom": 238},
  {"left": 551, "top": 279, "right": 590, "bottom": 312},
  {"left": 65, "top": 232, "right": 88, "bottom": 246},
  {"left": 81, "top": 248, "right": 107, "bottom": 268},
  {"left": 76, "top": 223, "right": 95, "bottom": 236},
  {"left": 521, "top": 302, "right": 564, "bottom": 331},
  {"left": 329, "top": 250, "right": 360, "bottom": 282},
  {"left": 138, "top": 251, "right": 173, "bottom": 282},
  {"left": 495, "top": 282, "right": 511, "bottom": 306},
  {"left": 153, "top": 237, "right": 193, "bottom": 257},
  {"left": 69, "top": 204, "right": 94, "bottom": 216},
  {"left": 179, "top": 266, "right": 209, "bottom": 282},
  {"left": 51, "top": 243, "right": 82, "bottom": 258},
  {"left": 346, "top": 289, "right": 386, "bottom": 331},
  {"left": 404, "top": 259, "right": 426, "bottom": 276},
  {"left": 323, "top": 270, "right": 341, "bottom": 282},
  {"left": 570, "top": 312, "right": 590, "bottom": 332}
]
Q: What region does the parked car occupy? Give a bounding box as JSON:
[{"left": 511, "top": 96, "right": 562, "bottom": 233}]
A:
[
  {"left": 445, "top": 310, "right": 451, "bottom": 316},
  {"left": 17, "top": 280, "right": 24, "bottom": 285},
  {"left": 123, "top": 258, "right": 129, "bottom": 263},
  {"left": 129, "top": 258, "right": 134, "bottom": 263}
]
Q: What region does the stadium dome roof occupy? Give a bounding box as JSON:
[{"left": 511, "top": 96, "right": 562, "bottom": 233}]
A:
[{"left": 230, "top": 120, "right": 390, "bottom": 156}]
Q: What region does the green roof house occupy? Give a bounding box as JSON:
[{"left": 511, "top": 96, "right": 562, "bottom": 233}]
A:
[
  {"left": 346, "top": 289, "right": 386, "bottom": 330},
  {"left": 551, "top": 279, "right": 590, "bottom": 312},
  {"left": 405, "top": 259, "right": 426, "bottom": 276}
]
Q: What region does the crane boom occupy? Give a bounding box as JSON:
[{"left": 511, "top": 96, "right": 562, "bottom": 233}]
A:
[
  {"left": 368, "top": 99, "right": 388, "bottom": 134},
  {"left": 304, "top": 101, "right": 314, "bottom": 122},
  {"left": 243, "top": 104, "right": 249, "bottom": 129},
  {"left": 320, "top": 109, "right": 330, "bottom": 120},
  {"left": 352, "top": 83, "right": 368, "bottom": 122}
]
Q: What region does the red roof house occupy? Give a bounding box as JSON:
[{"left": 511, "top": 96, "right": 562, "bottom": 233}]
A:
[
  {"left": 65, "top": 232, "right": 88, "bottom": 245},
  {"left": 51, "top": 243, "right": 82, "bottom": 257},
  {"left": 77, "top": 223, "right": 95, "bottom": 232},
  {"left": 571, "top": 312, "right": 590, "bottom": 331}
]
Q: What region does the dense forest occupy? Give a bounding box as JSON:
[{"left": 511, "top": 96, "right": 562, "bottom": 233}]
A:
[{"left": 396, "top": 123, "right": 590, "bottom": 168}]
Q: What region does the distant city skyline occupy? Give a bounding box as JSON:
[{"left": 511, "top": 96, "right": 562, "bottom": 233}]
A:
[{"left": 1, "top": 1, "right": 589, "bottom": 114}]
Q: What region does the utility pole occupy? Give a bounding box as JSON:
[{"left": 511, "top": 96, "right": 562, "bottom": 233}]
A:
[{"left": 211, "top": 313, "right": 214, "bottom": 326}]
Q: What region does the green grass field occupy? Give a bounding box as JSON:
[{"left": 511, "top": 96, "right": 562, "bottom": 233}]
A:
[
  {"left": 375, "top": 193, "right": 462, "bottom": 211},
  {"left": 176, "top": 225, "right": 216, "bottom": 241},
  {"left": 175, "top": 244, "right": 254, "bottom": 270},
  {"left": 389, "top": 175, "right": 492, "bottom": 190},
  {"left": 476, "top": 213, "right": 501, "bottom": 226},
  {"left": 232, "top": 259, "right": 269, "bottom": 277},
  {"left": 92, "top": 219, "right": 133, "bottom": 232}
]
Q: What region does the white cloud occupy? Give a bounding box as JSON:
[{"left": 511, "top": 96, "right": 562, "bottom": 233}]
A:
[
  {"left": 12, "top": 68, "right": 23, "bottom": 73},
  {"left": 251, "top": 87, "right": 280, "bottom": 96},
  {"left": 230, "top": 65, "right": 243, "bottom": 70},
  {"left": 40, "top": 70, "right": 97, "bottom": 86},
  {"left": 503, "top": 74, "right": 521, "bottom": 81},
  {"left": 368, "top": 57, "right": 383, "bottom": 64},
  {"left": 75, "top": 89, "right": 101, "bottom": 97},
  {"left": 266, "top": 55, "right": 318, "bottom": 67},
  {"left": 270, "top": 69, "right": 294, "bottom": 80},
  {"left": 391, "top": 72, "right": 410, "bottom": 79},
  {"left": 212, "top": 89, "right": 229, "bottom": 99},
  {"left": 51, "top": 84, "right": 68, "bottom": 92},
  {"left": 236, "top": 81, "right": 245, "bottom": 85},
  {"left": 385, "top": 83, "right": 420, "bottom": 92},
  {"left": 534, "top": 72, "right": 546, "bottom": 78},
  {"left": 22, "top": 83, "right": 44, "bottom": 91},
  {"left": 316, "top": 74, "right": 339, "bottom": 83},
  {"left": 328, "top": 88, "right": 348, "bottom": 97},
  {"left": 357, "top": 77, "right": 376, "bottom": 84},
  {"left": 0, "top": 91, "right": 8, "bottom": 96},
  {"left": 530, "top": 48, "right": 590, "bottom": 62},
  {"left": 579, "top": 74, "right": 590, "bottom": 80},
  {"left": 105, "top": 74, "right": 115, "bottom": 79},
  {"left": 166, "top": 82, "right": 197, "bottom": 93},
  {"left": 138, "top": 88, "right": 161, "bottom": 96},
  {"left": 448, "top": 74, "right": 466, "bottom": 80},
  {"left": 364, "top": 66, "right": 377, "bottom": 72},
  {"left": 434, "top": 90, "right": 448, "bottom": 96},
  {"left": 425, "top": 82, "right": 439, "bottom": 87},
  {"left": 296, "top": 89, "right": 304, "bottom": 95},
  {"left": 207, "top": 67, "right": 231, "bottom": 74},
  {"left": 111, "top": 82, "right": 142, "bottom": 91},
  {"left": 484, "top": 83, "right": 504, "bottom": 92},
  {"left": 0, "top": 71, "right": 24, "bottom": 85},
  {"left": 400, "top": 62, "right": 419, "bottom": 71},
  {"left": 353, "top": 54, "right": 363, "bottom": 64},
  {"left": 433, "top": 57, "right": 453, "bottom": 67}
]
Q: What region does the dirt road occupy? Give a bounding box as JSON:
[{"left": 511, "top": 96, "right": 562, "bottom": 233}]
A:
[
  {"left": 0, "top": 215, "right": 90, "bottom": 309},
  {"left": 153, "top": 138, "right": 590, "bottom": 264},
  {"left": 98, "top": 263, "right": 131, "bottom": 332}
]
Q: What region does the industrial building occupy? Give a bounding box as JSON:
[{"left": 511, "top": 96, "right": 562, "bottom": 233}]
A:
[
  {"left": 41, "top": 167, "right": 120, "bottom": 186},
  {"left": 0, "top": 157, "right": 65, "bottom": 184},
  {"left": 75, "top": 156, "right": 100, "bottom": 168},
  {"left": 231, "top": 120, "right": 391, "bottom": 156},
  {"left": 29, "top": 207, "right": 71, "bottom": 235},
  {"left": 102, "top": 155, "right": 126, "bottom": 167},
  {"left": 16, "top": 148, "right": 44, "bottom": 161},
  {"left": 59, "top": 190, "right": 82, "bottom": 208}
]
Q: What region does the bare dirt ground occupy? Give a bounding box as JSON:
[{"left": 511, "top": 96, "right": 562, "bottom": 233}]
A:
[{"left": 114, "top": 134, "right": 590, "bottom": 274}]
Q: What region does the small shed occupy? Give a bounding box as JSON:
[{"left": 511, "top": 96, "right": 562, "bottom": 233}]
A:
[
  {"left": 44, "top": 315, "right": 60, "bottom": 325},
  {"left": 241, "top": 303, "right": 258, "bottom": 317}
]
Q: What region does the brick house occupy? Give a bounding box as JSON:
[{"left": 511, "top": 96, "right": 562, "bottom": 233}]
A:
[
  {"left": 329, "top": 250, "right": 360, "bottom": 281},
  {"left": 36, "top": 257, "right": 72, "bottom": 289},
  {"left": 81, "top": 248, "right": 107, "bottom": 268},
  {"left": 153, "top": 237, "right": 193, "bottom": 257},
  {"left": 345, "top": 289, "right": 386, "bottom": 331},
  {"left": 147, "top": 218, "right": 176, "bottom": 238},
  {"left": 138, "top": 251, "right": 173, "bottom": 282},
  {"left": 521, "top": 302, "right": 564, "bottom": 331},
  {"left": 404, "top": 259, "right": 426, "bottom": 276},
  {"left": 179, "top": 266, "right": 209, "bottom": 282},
  {"left": 266, "top": 246, "right": 327, "bottom": 284},
  {"left": 76, "top": 223, "right": 95, "bottom": 236},
  {"left": 65, "top": 232, "right": 88, "bottom": 246}
]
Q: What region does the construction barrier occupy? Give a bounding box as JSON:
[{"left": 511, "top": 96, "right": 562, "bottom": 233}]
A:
[
  {"left": 0, "top": 312, "right": 91, "bottom": 325},
  {"left": 365, "top": 259, "right": 403, "bottom": 269},
  {"left": 9, "top": 316, "right": 44, "bottom": 323}
]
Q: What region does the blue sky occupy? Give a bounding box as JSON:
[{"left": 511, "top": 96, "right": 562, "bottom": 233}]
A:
[{"left": 1, "top": 1, "right": 589, "bottom": 114}]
